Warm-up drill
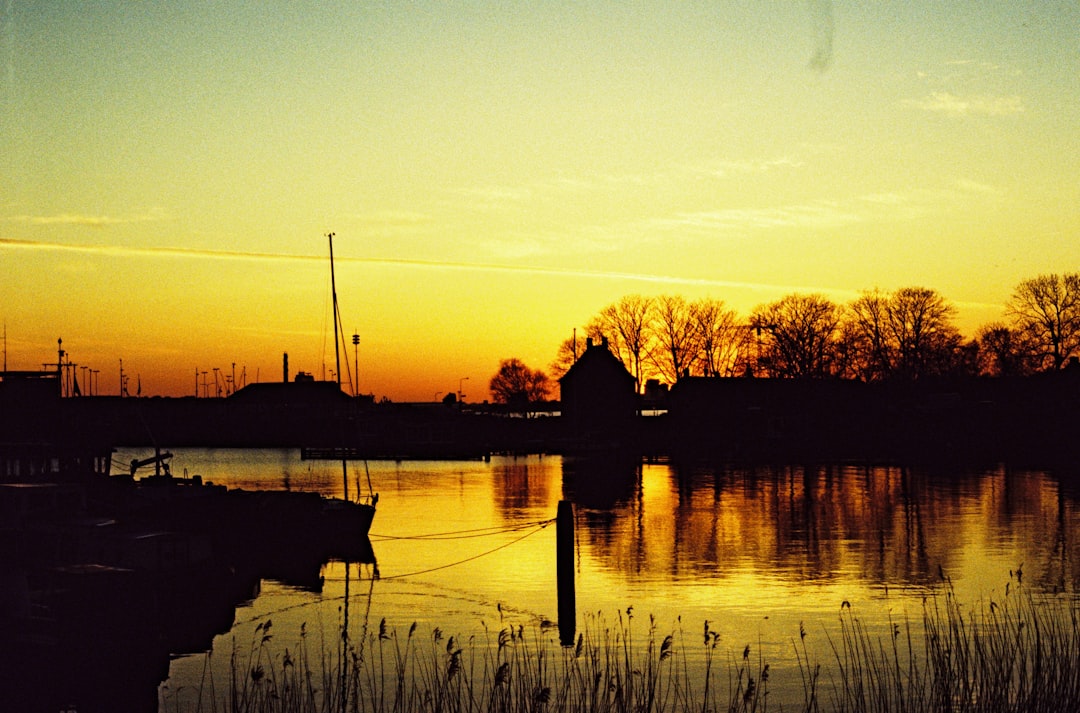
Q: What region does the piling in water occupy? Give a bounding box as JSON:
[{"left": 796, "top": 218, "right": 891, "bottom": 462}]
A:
[{"left": 557, "top": 499, "right": 576, "bottom": 646}]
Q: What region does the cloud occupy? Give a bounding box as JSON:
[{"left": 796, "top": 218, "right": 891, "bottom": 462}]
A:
[
  {"left": 0, "top": 238, "right": 313, "bottom": 263},
  {"left": 660, "top": 202, "right": 860, "bottom": 233},
  {"left": 905, "top": 92, "right": 1025, "bottom": 116},
  {"left": 954, "top": 178, "right": 1004, "bottom": 196},
  {"left": 349, "top": 210, "right": 432, "bottom": 227},
  {"left": 702, "top": 158, "right": 804, "bottom": 181},
  {"left": 0, "top": 236, "right": 855, "bottom": 299},
  {"left": 6, "top": 210, "right": 167, "bottom": 228}
]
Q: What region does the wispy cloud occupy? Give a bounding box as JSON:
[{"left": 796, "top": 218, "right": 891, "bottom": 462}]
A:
[
  {"left": 348, "top": 209, "right": 432, "bottom": 227},
  {"left": 0, "top": 237, "right": 856, "bottom": 298},
  {"left": 699, "top": 157, "right": 805, "bottom": 179},
  {"left": 954, "top": 178, "right": 1004, "bottom": 196},
  {"left": 0, "top": 238, "right": 313, "bottom": 263},
  {"left": 658, "top": 201, "right": 860, "bottom": 233},
  {"left": 904, "top": 92, "right": 1025, "bottom": 116},
  {"left": 6, "top": 210, "right": 167, "bottom": 228}
]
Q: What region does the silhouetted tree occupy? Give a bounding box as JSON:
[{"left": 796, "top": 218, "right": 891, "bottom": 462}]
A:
[
  {"left": 839, "top": 287, "right": 962, "bottom": 380},
  {"left": 751, "top": 293, "right": 841, "bottom": 378},
  {"left": 886, "top": 287, "right": 962, "bottom": 379},
  {"left": 691, "top": 297, "right": 750, "bottom": 377},
  {"left": 1006, "top": 273, "right": 1080, "bottom": 371},
  {"left": 489, "top": 359, "right": 551, "bottom": 406},
  {"left": 648, "top": 295, "right": 700, "bottom": 383},
  {"left": 548, "top": 332, "right": 594, "bottom": 380},
  {"left": 976, "top": 322, "right": 1037, "bottom": 377},
  {"left": 592, "top": 295, "right": 654, "bottom": 392},
  {"left": 844, "top": 289, "right": 894, "bottom": 381}
]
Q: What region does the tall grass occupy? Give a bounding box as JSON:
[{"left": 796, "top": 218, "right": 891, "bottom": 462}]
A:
[
  {"left": 162, "top": 575, "right": 1080, "bottom": 713},
  {"left": 821, "top": 574, "right": 1080, "bottom": 713}
]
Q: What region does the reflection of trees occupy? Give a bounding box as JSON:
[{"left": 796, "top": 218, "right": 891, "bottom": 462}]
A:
[
  {"left": 491, "top": 458, "right": 557, "bottom": 521},
  {"left": 566, "top": 462, "right": 1080, "bottom": 591}
]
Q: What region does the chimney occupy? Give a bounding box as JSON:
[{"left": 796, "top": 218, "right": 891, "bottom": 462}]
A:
[
  {"left": 601, "top": 336, "right": 608, "bottom": 348},
  {"left": 283, "top": 353, "right": 289, "bottom": 383},
  {"left": 586, "top": 337, "right": 593, "bottom": 349}
]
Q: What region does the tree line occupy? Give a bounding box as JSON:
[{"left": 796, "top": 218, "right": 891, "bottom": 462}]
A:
[{"left": 489, "top": 272, "right": 1080, "bottom": 403}]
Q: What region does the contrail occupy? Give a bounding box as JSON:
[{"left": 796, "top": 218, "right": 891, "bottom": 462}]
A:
[
  {"left": 2, "top": 237, "right": 1005, "bottom": 315},
  {"left": 0, "top": 236, "right": 858, "bottom": 298}
]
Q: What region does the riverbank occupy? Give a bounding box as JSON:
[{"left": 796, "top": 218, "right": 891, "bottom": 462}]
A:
[{"left": 12, "top": 369, "right": 1079, "bottom": 466}]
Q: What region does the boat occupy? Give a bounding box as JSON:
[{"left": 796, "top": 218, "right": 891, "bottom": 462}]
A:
[{"left": 325, "top": 231, "right": 377, "bottom": 534}]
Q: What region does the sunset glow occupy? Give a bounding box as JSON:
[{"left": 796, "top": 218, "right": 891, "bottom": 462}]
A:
[{"left": 3, "top": 2, "right": 1078, "bottom": 400}]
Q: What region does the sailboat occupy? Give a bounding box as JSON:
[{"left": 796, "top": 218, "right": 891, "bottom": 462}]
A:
[{"left": 320, "top": 231, "right": 377, "bottom": 541}]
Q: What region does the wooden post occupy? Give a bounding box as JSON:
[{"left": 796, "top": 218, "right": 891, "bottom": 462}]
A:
[{"left": 557, "top": 500, "right": 576, "bottom": 646}]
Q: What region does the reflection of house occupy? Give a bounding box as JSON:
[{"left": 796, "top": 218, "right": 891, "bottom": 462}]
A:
[{"left": 559, "top": 337, "right": 637, "bottom": 437}]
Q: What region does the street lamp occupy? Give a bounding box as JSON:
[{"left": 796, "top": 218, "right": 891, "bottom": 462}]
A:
[
  {"left": 458, "top": 376, "right": 469, "bottom": 403},
  {"left": 352, "top": 333, "right": 360, "bottom": 397}
]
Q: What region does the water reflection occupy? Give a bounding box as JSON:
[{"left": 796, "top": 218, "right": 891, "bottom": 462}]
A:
[
  {"left": 15, "top": 450, "right": 1076, "bottom": 712},
  {"left": 566, "top": 459, "right": 1080, "bottom": 598},
  {"left": 0, "top": 491, "right": 375, "bottom": 713}
]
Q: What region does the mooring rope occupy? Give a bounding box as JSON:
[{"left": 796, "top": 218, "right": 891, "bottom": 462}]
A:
[
  {"left": 369, "top": 518, "right": 555, "bottom": 542},
  {"left": 374, "top": 520, "right": 554, "bottom": 581},
  {"left": 227, "top": 521, "right": 555, "bottom": 626}
]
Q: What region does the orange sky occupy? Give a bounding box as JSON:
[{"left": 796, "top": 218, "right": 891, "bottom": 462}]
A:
[{"left": 3, "top": 2, "right": 1078, "bottom": 401}]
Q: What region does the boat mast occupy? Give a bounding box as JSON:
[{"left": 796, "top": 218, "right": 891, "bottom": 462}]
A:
[
  {"left": 329, "top": 233, "right": 343, "bottom": 392},
  {"left": 328, "top": 232, "right": 349, "bottom": 502}
]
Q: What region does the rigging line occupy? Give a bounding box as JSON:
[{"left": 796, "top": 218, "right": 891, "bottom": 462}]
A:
[
  {"left": 369, "top": 518, "right": 555, "bottom": 542},
  {"left": 376, "top": 521, "right": 553, "bottom": 581}
]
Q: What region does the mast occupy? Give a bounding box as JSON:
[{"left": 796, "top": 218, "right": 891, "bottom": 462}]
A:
[
  {"left": 329, "top": 233, "right": 343, "bottom": 391},
  {"left": 328, "top": 232, "right": 349, "bottom": 502}
]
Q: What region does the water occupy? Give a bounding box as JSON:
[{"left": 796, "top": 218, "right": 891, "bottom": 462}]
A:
[{"left": 140, "top": 449, "right": 1080, "bottom": 710}]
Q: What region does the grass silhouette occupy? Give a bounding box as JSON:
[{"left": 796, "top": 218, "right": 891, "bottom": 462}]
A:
[{"left": 162, "top": 571, "right": 1080, "bottom": 713}]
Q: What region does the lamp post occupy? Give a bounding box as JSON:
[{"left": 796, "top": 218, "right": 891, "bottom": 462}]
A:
[
  {"left": 352, "top": 333, "right": 360, "bottom": 397},
  {"left": 458, "top": 376, "right": 469, "bottom": 403}
]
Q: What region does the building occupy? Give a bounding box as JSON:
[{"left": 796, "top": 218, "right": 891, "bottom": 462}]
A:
[{"left": 558, "top": 337, "right": 637, "bottom": 441}]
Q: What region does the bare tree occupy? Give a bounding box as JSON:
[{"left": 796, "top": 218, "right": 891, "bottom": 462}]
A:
[
  {"left": 887, "top": 287, "right": 962, "bottom": 379},
  {"left": 489, "top": 358, "right": 551, "bottom": 405},
  {"left": 844, "top": 289, "right": 894, "bottom": 381},
  {"left": 691, "top": 297, "right": 749, "bottom": 377},
  {"left": 1006, "top": 273, "right": 1080, "bottom": 371},
  {"left": 839, "top": 287, "right": 962, "bottom": 380},
  {"left": 752, "top": 293, "right": 841, "bottom": 378},
  {"left": 976, "top": 322, "right": 1038, "bottom": 377},
  {"left": 548, "top": 332, "right": 593, "bottom": 380},
  {"left": 648, "top": 294, "right": 700, "bottom": 383},
  {"left": 592, "top": 295, "right": 654, "bottom": 392}
]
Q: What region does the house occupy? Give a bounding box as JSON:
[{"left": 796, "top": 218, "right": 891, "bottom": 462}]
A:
[{"left": 558, "top": 337, "right": 637, "bottom": 439}]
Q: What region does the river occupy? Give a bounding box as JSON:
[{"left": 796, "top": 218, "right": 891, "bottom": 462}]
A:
[{"left": 135, "top": 449, "right": 1080, "bottom": 711}]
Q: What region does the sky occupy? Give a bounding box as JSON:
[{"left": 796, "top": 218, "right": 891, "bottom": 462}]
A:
[{"left": 2, "top": 1, "right": 1078, "bottom": 401}]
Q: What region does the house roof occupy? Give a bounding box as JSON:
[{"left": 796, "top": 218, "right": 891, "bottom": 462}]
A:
[{"left": 559, "top": 340, "right": 634, "bottom": 385}]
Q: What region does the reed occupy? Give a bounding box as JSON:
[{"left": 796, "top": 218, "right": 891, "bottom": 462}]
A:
[
  {"left": 163, "top": 575, "right": 1080, "bottom": 713},
  {"left": 818, "top": 573, "right": 1080, "bottom": 713}
]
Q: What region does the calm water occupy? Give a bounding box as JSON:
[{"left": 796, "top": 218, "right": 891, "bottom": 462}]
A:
[{"left": 134, "top": 449, "right": 1080, "bottom": 710}]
